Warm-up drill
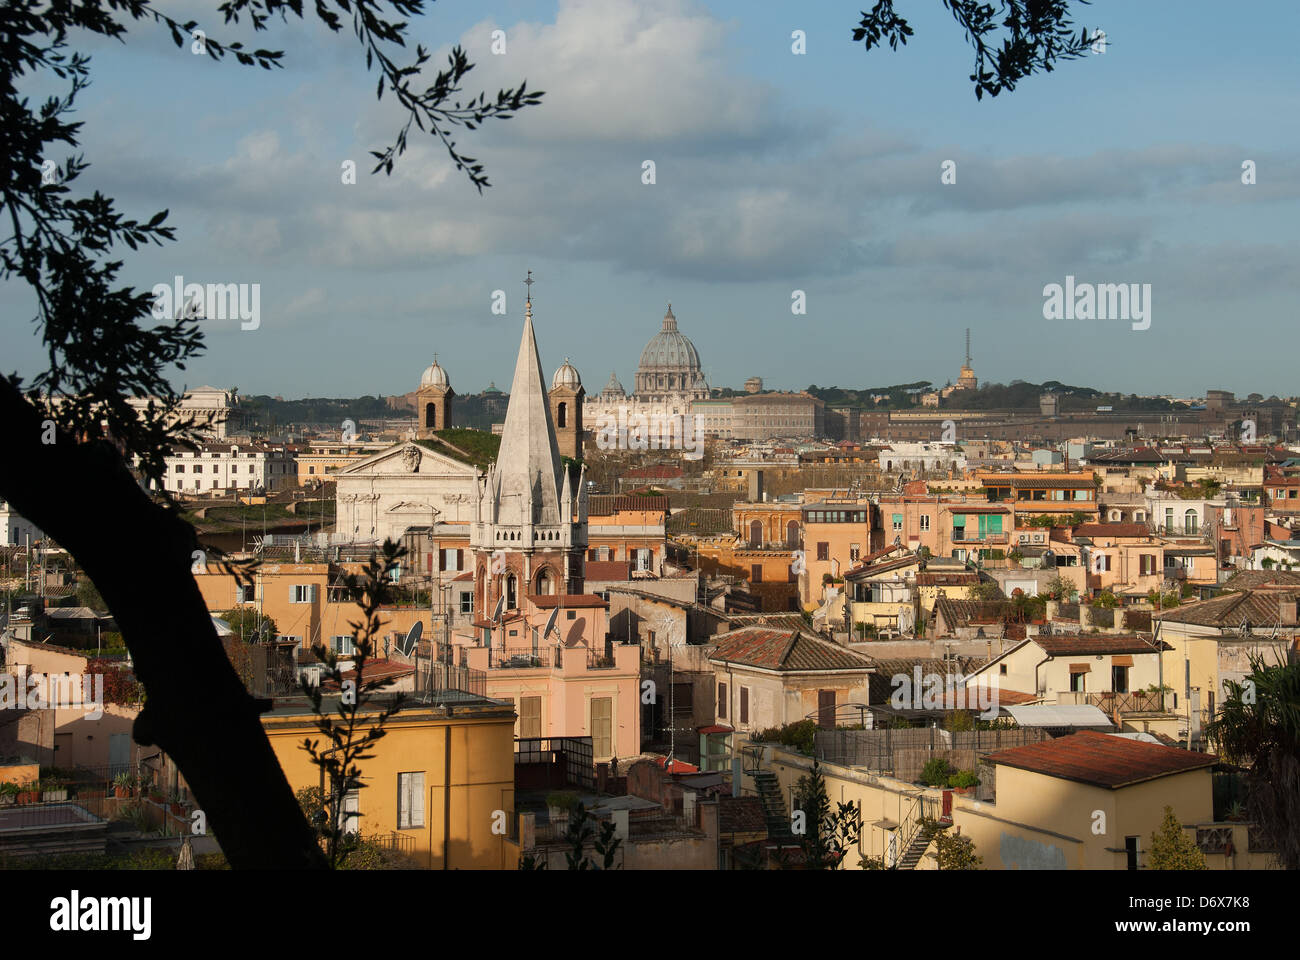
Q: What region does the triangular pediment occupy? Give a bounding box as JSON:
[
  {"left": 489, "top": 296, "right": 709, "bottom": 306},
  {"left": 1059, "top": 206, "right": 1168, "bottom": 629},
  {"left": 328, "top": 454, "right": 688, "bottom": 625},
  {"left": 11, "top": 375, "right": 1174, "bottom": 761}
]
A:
[{"left": 337, "top": 441, "right": 477, "bottom": 478}]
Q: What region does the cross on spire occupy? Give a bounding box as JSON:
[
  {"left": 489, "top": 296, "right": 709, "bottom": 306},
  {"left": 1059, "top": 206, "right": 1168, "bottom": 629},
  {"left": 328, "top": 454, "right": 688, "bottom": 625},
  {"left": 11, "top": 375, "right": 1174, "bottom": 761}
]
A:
[{"left": 524, "top": 269, "right": 534, "bottom": 302}]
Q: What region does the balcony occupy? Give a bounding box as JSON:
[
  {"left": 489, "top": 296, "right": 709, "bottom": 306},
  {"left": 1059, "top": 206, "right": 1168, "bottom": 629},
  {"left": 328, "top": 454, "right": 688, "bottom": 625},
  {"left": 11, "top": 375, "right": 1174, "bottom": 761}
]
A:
[
  {"left": 491, "top": 646, "right": 552, "bottom": 669},
  {"left": 1059, "top": 690, "right": 1168, "bottom": 713}
]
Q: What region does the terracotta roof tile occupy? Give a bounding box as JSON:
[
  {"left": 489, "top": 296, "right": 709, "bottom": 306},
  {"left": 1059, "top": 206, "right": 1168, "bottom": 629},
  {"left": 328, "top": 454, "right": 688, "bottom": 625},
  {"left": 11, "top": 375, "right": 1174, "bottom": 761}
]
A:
[
  {"left": 709, "top": 628, "right": 873, "bottom": 672},
  {"left": 985, "top": 730, "right": 1217, "bottom": 788},
  {"left": 1034, "top": 635, "right": 1170, "bottom": 656}
]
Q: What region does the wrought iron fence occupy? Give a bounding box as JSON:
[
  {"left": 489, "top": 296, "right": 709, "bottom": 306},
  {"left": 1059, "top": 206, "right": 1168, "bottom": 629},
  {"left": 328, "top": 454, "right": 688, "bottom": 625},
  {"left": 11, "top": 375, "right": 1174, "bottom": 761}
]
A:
[
  {"left": 491, "top": 646, "right": 551, "bottom": 669},
  {"left": 1086, "top": 690, "right": 1166, "bottom": 714},
  {"left": 416, "top": 661, "right": 486, "bottom": 699}
]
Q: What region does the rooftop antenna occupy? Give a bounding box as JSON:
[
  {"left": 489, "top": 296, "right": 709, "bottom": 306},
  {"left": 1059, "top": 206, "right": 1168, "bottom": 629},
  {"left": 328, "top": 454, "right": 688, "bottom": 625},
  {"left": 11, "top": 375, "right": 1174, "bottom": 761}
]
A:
[{"left": 965, "top": 327, "right": 972, "bottom": 367}]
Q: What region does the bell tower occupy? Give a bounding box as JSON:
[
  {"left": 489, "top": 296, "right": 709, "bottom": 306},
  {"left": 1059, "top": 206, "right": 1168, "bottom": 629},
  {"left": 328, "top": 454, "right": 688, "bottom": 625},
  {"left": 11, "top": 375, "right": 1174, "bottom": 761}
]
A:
[
  {"left": 550, "top": 358, "right": 585, "bottom": 461},
  {"left": 416, "top": 354, "right": 453, "bottom": 438}
]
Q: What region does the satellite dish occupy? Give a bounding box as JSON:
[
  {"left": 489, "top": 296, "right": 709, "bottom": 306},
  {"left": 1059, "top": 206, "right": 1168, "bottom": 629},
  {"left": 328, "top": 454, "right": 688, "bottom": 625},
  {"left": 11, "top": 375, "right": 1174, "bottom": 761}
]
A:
[
  {"left": 492, "top": 595, "right": 505, "bottom": 623},
  {"left": 542, "top": 606, "right": 560, "bottom": 641},
  {"left": 399, "top": 620, "right": 422, "bottom": 658}
]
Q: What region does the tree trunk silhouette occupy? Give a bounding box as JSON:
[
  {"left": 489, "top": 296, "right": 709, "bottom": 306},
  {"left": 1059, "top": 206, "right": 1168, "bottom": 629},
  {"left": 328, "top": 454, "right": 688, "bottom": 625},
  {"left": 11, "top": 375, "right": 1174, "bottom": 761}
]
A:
[{"left": 0, "top": 379, "right": 326, "bottom": 869}]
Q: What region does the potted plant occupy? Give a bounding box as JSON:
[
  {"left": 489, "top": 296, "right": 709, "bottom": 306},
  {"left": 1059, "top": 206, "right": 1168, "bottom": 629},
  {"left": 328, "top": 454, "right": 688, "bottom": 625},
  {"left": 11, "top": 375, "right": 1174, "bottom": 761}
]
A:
[
  {"left": 112, "top": 772, "right": 135, "bottom": 799},
  {"left": 39, "top": 777, "right": 68, "bottom": 803},
  {"left": 920, "top": 758, "right": 954, "bottom": 788},
  {"left": 0, "top": 782, "right": 18, "bottom": 806},
  {"left": 17, "top": 783, "right": 40, "bottom": 804},
  {"left": 948, "top": 769, "right": 980, "bottom": 796},
  {"left": 546, "top": 791, "right": 579, "bottom": 828}
]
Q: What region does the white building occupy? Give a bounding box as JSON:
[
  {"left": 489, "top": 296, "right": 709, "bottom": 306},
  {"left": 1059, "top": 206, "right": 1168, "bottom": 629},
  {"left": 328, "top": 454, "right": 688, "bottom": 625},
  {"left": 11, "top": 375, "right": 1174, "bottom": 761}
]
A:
[
  {"left": 878, "top": 441, "right": 967, "bottom": 474},
  {"left": 127, "top": 385, "right": 235, "bottom": 438},
  {"left": 158, "top": 441, "right": 295, "bottom": 494},
  {"left": 0, "top": 500, "right": 43, "bottom": 546}
]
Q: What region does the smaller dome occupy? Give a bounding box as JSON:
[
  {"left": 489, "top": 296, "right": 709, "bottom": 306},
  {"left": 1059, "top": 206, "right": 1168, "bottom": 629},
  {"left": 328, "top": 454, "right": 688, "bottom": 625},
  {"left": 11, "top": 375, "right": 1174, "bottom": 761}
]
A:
[
  {"left": 601, "top": 371, "right": 626, "bottom": 398},
  {"left": 552, "top": 358, "right": 581, "bottom": 390},
  {"left": 420, "top": 360, "right": 449, "bottom": 388}
]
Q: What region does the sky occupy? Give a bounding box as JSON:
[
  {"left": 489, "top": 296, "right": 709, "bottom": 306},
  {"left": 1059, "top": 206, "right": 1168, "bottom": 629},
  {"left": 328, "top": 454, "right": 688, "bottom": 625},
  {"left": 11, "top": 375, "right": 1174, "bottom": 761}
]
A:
[{"left": 4, "top": 0, "right": 1299, "bottom": 400}]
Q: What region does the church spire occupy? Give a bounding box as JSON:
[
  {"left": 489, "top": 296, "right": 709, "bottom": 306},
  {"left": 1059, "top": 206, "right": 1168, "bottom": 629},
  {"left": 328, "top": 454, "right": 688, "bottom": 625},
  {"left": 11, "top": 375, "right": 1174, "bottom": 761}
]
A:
[{"left": 491, "top": 272, "right": 564, "bottom": 527}]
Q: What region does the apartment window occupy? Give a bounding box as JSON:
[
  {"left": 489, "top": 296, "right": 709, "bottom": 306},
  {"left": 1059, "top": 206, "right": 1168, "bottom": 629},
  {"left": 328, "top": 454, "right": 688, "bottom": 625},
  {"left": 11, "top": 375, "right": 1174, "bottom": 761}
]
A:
[
  {"left": 291, "top": 584, "right": 318, "bottom": 603},
  {"left": 816, "top": 542, "right": 829, "bottom": 561},
  {"left": 588, "top": 549, "right": 598, "bottom": 561},
  {"left": 1112, "top": 664, "right": 1130, "bottom": 694},
  {"left": 459, "top": 592, "right": 472, "bottom": 615},
  {"left": 397, "top": 772, "right": 425, "bottom": 829},
  {"left": 850, "top": 544, "right": 860, "bottom": 562},
  {"left": 520, "top": 697, "right": 542, "bottom": 738},
  {"left": 175, "top": 465, "right": 185, "bottom": 473},
  {"left": 566, "top": 610, "right": 576, "bottom": 620},
  {"left": 739, "top": 687, "right": 749, "bottom": 725},
  {"left": 331, "top": 635, "right": 355, "bottom": 656},
  {"left": 590, "top": 697, "right": 613, "bottom": 758},
  {"left": 1069, "top": 666, "right": 1088, "bottom": 692},
  {"left": 718, "top": 682, "right": 727, "bottom": 719},
  {"left": 1184, "top": 510, "right": 1198, "bottom": 535},
  {"left": 307, "top": 466, "right": 314, "bottom": 475},
  {"left": 235, "top": 584, "right": 254, "bottom": 604},
  {"left": 892, "top": 513, "right": 903, "bottom": 532},
  {"left": 919, "top": 515, "right": 930, "bottom": 532},
  {"left": 751, "top": 564, "right": 763, "bottom": 583},
  {"left": 1000, "top": 664, "right": 1008, "bottom": 675},
  {"left": 1140, "top": 554, "right": 1156, "bottom": 576},
  {"left": 1125, "top": 836, "right": 1140, "bottom": 871},
  {"left": 193, "top": 464, "right": 203, "bottom": 473}
]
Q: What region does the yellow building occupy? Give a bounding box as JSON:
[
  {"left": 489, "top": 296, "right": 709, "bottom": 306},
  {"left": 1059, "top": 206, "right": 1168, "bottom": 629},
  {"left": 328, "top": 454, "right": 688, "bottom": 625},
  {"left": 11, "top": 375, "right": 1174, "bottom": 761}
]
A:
[
  {"left": 262, "top": 693, "right": 520, "bottom": 870},
  {"left": 751, "top": 731, "right": 1278, "bottom": 870},
  {"left": 955, "top": 731, "right": 1256, "bottom": 869}
]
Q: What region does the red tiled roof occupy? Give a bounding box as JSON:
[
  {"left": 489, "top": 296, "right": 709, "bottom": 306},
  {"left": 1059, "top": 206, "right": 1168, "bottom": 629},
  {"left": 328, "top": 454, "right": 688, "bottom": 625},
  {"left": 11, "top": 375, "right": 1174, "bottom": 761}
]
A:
[
  {"left": 916, "top": 572, "right": 978, "bottom": 586},
  {"left": 718, "top": 795, "right": 768, "bottom": 835},
  {"left": 624, "top": 466, "right": 683, "bottom": 480},
  {"left": 329, "top": 659, "right": 416, "bottom": 687},
  {"left": 985, "top": 730, "right": 1217, "bottom": 789},
  {"left": 1034, "top": 635, "right": 1170, "bottom": 656},
  {"left": 709, "top": 628, "right": 874, "bottom": 672},
  {"left": 528, "top": 594, "right": 608, "bottom": 609},
  {"left": 589, "top": 494, "right": 670, "bottom": 515}
]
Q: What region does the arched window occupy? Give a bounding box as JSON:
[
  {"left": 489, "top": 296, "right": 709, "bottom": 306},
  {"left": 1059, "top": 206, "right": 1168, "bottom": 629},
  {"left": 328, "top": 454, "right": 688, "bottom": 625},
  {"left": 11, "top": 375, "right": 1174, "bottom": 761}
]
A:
[
  {"left": 536, "top": 568, "right": 555, "bottom": 595},
  {"left": 425, "top": 402, "right": 437, "bottom": 430},
  {"left": 1184, "top": 510, "right": 1198, "bottom": 535},
  {"left": 557, "top": 402, "right": 567, "bottom": 429},
  {"left": 749, "top": 520, "right": 763, "bottom": 549},
  {"left": 1109, "top": 510, "right": 1121, "bottom": 522},
  {"left": 505, "top": 575, "right": 518, "bottom": 610}
]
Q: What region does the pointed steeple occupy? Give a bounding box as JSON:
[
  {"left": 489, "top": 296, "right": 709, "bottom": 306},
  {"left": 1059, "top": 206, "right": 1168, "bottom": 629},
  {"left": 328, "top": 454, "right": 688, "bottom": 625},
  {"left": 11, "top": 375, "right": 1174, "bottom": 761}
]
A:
[{"left": 491, "top": 277, "right": 564, "bottom": 527}]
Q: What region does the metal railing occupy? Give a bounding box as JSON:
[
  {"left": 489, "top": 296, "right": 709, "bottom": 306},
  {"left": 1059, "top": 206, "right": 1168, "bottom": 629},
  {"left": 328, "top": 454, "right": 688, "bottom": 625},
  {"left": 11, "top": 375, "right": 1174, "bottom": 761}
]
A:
[
  {"left": 1085, "top": 690, "right": 1167, "bottom": 714},
  {"left": 416, "top": 661, "right": 486, "bottom": 699},
  {"left": 358, "top": 830, "right": 416, "bottom": 857},
  {"left": 491, "top": 646, "right": 551, "bottom": 669}
]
